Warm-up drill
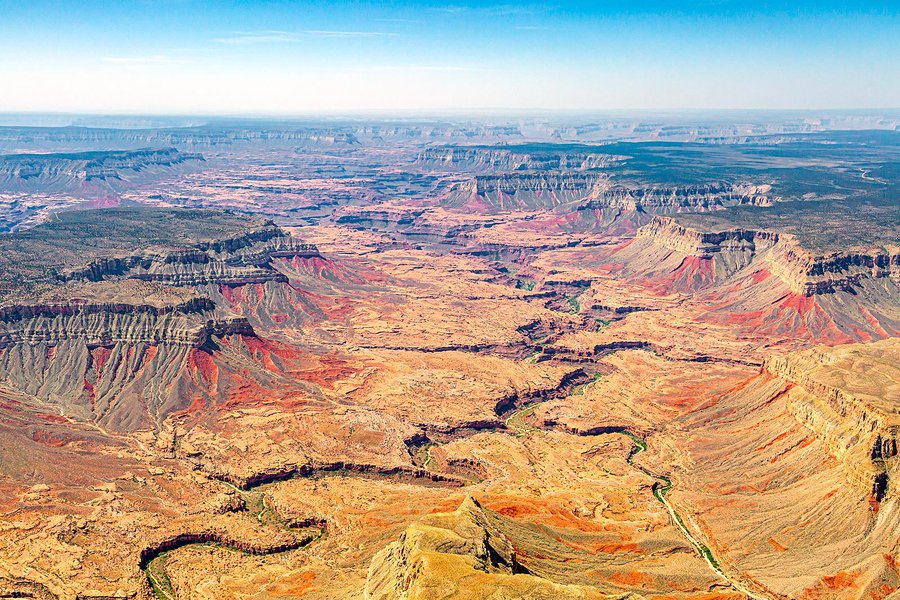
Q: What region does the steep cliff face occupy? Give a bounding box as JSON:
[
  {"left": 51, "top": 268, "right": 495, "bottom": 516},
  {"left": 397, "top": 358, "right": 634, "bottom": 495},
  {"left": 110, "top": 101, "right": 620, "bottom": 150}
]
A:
[
  {"left": 57, "top": 235, "right": 320, "bottom": 287},
  {"left": 0, "top": 294, "right": 251, "bottom": 349},
  {"left": 0, "top": 148, "right": 202, "bottom": 193},
  {"left": 765, "top": 240, "right": 900, "bottom": 296},
  {"left": 365, "top": 497, "right": 610, "bottom": 600},
  {"left": 443, "top": 172, "right": 610, "bottom": 211},
  {"left": 581, "top": 182, "right": 772, "bottom": 213},
  {"left": 551, "top": 183, "right": 772, "bottom": 234},
  {"left": 444, "top": 175, "right": 772, "bottom": 218},
  {"left": 636, "top": 216, "right": 899, "bottom": 297},
  {"left": 630, "top": 216, "right": 778, "bottom": 285},
  {"left": 0, "top": 124, "right": 524, "bottom": 152},
  {"left": 764, "top": 339, "right": 900, "bottom": 502},
  {"left": 603, "top": 217, "right": 899, "bottom": 342},
  {"left": 0, "top": 208, "right": 324, "bottom": 431},
  {"left": 417, "top": 146, "right": 623, "bottom": 172}
]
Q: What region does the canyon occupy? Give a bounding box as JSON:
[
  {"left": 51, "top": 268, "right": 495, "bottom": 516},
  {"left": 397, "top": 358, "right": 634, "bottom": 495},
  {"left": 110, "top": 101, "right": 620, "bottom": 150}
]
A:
[{"left": 0, "top": 116, "right": 896, "bottom": 600}]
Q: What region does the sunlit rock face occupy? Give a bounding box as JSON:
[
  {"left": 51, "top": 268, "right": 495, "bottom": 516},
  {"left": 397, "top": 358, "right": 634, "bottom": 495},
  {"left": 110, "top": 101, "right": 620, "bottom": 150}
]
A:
[
  {"left": 766, "top": 340, "right": 900, "bottom": 501},
  {"left": 0, "top": 123, "right": 896, "bottom": 600},
  {"left": 0, "top": 208, "right": 323, "bottom": 431},
  {"left": 0, "top": 148, "right": 203, "bottom": 194}
]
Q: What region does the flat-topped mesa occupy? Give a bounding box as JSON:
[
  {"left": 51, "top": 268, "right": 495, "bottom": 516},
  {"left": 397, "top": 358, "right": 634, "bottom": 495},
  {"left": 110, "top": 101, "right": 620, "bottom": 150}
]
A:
[
  {"left": 444, "top": 172, "right": 610, "bottom": 211},
  {"left": 637, "top": 215, "right": 778, "bottom": 256},
  {"left": 765, "top": 240, "right": 900, "bottom": 296},
  {"left": 57, "top": 230, "right": 319, "bottom": 287},
  {"left": 0, "top": 209, "right": 327, "bottom": 431},
  {"left": 56, "top": 225, "right": 285, "bottom": 280},
  {"left": 638, "top": 216, "right": 899, "bottom": 296},
  {"left": 83, "top": 148, "right": 202, "bottom": 177},
  {"left": 580, "top": 182, "right": 772, "bottom": 213},
  {"left": 0, "top": 148, "right": 202, "bottom": 191},
  {"left": 0, "top": 281, "right": 253, "bottom": 350},
  {"left": 417, "top": 146, "right": 624, "bottom": 171},
  {"left": 0, "top": 208, "right": 321, "bottom": 351},
  {"left": 764, "top": 339, "right": 900, "bottom": 501}
]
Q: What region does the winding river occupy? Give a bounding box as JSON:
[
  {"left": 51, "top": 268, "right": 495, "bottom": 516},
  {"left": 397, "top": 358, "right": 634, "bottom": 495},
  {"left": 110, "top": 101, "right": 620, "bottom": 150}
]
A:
[
  {"left": 143, "top": 485, "right": 324, "bottom": 600},
  {"left": 145, "top": 385, "right": 769, "bottom": 599},
  {"left": 622, "top": 431, "right": 769, "bottom": 600},
  {"left": 501, "top": 401, "right": 770, "bottom": 600}
]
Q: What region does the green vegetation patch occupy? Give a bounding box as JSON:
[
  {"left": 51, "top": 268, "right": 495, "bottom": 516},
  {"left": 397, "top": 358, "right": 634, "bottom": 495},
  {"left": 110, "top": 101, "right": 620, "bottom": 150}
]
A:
[{"left": 674, "top": 196, "right": 899, "bottom": 254}]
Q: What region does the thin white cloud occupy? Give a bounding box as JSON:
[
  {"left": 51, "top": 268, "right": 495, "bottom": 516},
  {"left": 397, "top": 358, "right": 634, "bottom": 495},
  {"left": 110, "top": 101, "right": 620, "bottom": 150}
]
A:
[
  {"left": 483, "top": 4, "right": 551, "bottom": 17},
  {"left": 304, "top": 30, "right": 390, "bottom": 38},
  {"left": 432, "top": 6, "right": 469, "bottom": 14},
  {"left": 213, "top": 30, "right": 390, "bottom": 44},
  {"left": 376, "top": 18, "right": 422, "bottom": 24},
  {"left": 165, "top": 47, "right": 217, "bottom": 53},
  {"left": 363, "top": 65, "right": 479, "bottom": 73},
  {"left": 431, "top": 4, "right": 552, "bottom": 17},
  {"left": 102, "top": 55, "right": 191, "bottom": 65}
]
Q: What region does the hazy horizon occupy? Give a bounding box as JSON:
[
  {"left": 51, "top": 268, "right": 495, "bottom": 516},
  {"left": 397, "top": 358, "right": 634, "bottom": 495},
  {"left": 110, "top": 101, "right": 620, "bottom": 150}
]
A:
[{"left": 2, "top": 1, "right": 898, "bottom": 114}]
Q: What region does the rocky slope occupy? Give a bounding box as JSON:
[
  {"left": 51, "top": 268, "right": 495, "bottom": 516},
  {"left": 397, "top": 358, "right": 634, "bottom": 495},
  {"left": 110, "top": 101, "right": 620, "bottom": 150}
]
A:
[
  {"left": 0, "top": 208, "right": 321, "bottom": 431},
  {"left": 765, "top": 339, "right": 900, "bottom": 502},
  {"left": 671, "top": 340, "right": 900, "bottom": 599},
  {"left": 0, "top": 148, "right": 202, "bottom": 193},
  {"left": 418, "top": 146, "right": 624, "bottom": 172},
  {"left": 604, "top": 216, "right": 899, "bottom": 342},
  {"left": 365, "top": 496, "right": 616, "bottom": 600}
]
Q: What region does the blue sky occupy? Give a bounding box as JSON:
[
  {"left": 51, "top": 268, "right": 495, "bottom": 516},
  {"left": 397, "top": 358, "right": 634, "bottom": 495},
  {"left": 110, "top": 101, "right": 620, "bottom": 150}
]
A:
[{"left": 0, "top": 1, "right": 897, "bottom": 113}]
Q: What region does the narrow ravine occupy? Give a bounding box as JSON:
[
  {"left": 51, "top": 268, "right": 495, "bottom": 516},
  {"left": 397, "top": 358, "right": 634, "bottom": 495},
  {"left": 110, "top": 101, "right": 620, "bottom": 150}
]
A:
[
  {"left": 499, "top": 387, "right": 771, "bottom": 600},
  {"left": 146, "top": 455, "right": 466, "bottom": 598},
  {"left": 621, "top": 430, "right": 771, "bottom": 600},
  {"left": 143, "top": 527, "right": 323, "bottom": 600},
  {"left": 143, "top": 480, "right": 325, "bottom": 600},
  {"left": 142, "top": 354, "right": 769, "bottom": 599}
]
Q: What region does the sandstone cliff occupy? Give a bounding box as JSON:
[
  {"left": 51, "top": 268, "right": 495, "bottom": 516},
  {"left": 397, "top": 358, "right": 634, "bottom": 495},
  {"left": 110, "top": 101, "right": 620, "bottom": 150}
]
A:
[
  {"left": 365, "top": 497, "right": 617, "bottom": 600},
  {"left": 445, "top": 175, "right": 772, "bottom": 216},
  {"left": 637, "top": 216, "right": 899, "bottom": 296},
  {"left": 0, "top": 148, "right": 202, "bottom": 193},
  {"left": 0, "top": 208, "right": 322, "bottom": 431},
  {"left": 764, "top": 339, "right": 900, "bottom": 502},
  {"left": 581, "top": 183, "right": 771, "bottom": 213},
  {"left": 418, "top": 146, "right": 624, "bottom": 172}
]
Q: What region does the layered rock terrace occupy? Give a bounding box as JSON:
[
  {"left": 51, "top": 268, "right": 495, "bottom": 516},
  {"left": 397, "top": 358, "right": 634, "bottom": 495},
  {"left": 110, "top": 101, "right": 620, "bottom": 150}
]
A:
[
  {"left": 638, "top": 215, "right": 900, "bottom": 296},
  {"left": 765, "top": 339, "right": 900, "bottom": 500}
]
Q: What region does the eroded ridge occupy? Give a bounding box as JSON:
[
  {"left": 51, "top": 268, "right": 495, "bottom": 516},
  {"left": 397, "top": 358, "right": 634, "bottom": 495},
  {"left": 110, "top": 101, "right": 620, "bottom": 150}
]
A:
[{"left": 766, "top": 339, "right": 900, "bottom": 503}]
